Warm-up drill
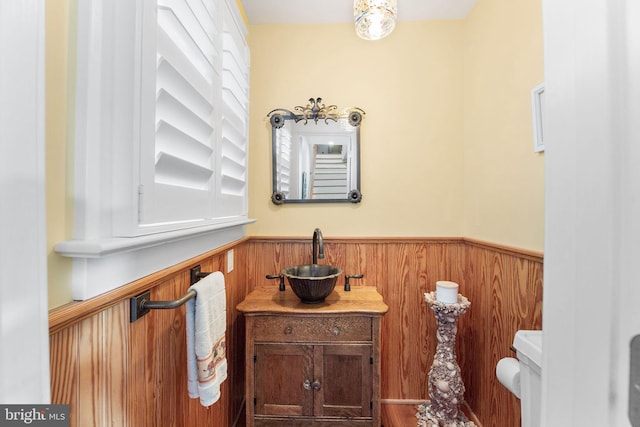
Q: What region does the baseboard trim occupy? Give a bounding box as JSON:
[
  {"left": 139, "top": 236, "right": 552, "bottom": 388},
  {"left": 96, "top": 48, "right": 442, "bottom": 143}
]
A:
[
  {"left": 381, "top": 400, "right": 483, "bottom": 427},
  {"left": 381, "top": 399, "right": 425, "bottom": 405},
  {"left": 464, "top": 402, "right": 483, "bottom": 427}
]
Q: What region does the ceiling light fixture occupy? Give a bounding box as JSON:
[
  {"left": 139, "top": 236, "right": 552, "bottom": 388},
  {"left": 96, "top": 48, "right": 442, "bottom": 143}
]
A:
[{"left": 354, "top": 0, "right": 397, "bottom": 40}]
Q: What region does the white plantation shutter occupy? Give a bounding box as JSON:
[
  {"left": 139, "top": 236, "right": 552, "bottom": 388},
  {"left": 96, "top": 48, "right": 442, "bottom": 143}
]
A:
[
  {"left": 131, "top": 0, "right": 248, "bottom": 234},
  {"left": 217, "top": 3, "right": 249, "bottom": 218},
  {"left": 136, "top": 0, "right": 222, "bottom": 233},
  {"left": 58, "top": 0, "right": 251, "bottom": 299}
]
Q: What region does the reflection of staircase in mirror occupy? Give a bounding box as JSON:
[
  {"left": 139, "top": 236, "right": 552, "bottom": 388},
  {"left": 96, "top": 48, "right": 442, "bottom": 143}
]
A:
[{"left": 311, "top": 152, "right": 348, "bottom": 199}]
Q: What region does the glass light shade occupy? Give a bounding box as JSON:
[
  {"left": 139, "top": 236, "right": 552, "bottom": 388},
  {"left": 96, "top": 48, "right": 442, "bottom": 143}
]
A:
[{"left": 354, "top": 0, "right": 397, "bottom": 40}]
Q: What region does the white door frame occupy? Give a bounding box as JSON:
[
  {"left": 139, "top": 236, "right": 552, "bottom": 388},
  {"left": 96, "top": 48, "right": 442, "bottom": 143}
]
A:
[
  {"left": 542, "top": 0, "right": 639, "bottom": 424},
  {"left": 0, "top": 0, "right": 50, "bottom": 404}
]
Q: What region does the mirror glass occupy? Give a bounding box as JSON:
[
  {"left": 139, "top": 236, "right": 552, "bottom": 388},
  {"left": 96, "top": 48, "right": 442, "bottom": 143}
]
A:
[{"left": 269, "top": 98, "right": 364, "bottom": 204}]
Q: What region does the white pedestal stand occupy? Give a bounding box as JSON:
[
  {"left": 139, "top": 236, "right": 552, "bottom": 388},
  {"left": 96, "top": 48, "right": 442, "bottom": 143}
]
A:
[{"left": 417, "top": 292, "right": 476, "bottom": 427}]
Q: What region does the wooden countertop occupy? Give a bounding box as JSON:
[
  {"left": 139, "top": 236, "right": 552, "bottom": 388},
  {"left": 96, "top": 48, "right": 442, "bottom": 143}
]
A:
[{"left": 237, "top": 285, "right": 388, "bottom": 316}]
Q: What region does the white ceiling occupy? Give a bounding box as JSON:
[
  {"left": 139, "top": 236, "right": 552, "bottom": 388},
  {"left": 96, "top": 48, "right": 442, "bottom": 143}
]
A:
[{"left": 240, "top": 0, "right": 478, "bottom": 25}]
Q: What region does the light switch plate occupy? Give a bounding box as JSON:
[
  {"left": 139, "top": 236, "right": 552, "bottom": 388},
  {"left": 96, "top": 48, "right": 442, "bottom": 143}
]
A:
[{"left": 227, "top": 249, "right": 234, "bottom": 273}]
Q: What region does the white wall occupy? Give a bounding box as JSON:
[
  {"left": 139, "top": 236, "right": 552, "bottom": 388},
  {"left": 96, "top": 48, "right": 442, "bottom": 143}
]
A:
[
  {"left": 542, "top": 0, "right": 640, "bottom": 424},
  {"left": 0, "top": 0, "right": 51, "bottom": 404}
]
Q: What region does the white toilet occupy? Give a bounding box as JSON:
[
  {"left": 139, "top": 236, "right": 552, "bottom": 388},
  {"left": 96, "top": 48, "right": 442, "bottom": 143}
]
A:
[{"left": 496, "top": 330, "right": 542, "bottom": 427}]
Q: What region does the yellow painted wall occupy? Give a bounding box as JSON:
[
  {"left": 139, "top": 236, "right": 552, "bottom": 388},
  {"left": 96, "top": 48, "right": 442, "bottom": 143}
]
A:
[
  {"left": 247, "top": 21, "right": 465, "bottom": 237},
  {"left": 46, "top": 0, "right": 74, "bottom": 308},
  {"left": 462, "top": 0, "right": 545, "bottom": 250},
  {"left": 44, "top": 0, "right": 543, "bottom": 308},
  {"left": 247, "top": 0, "right": 544, "bottom": 251}
]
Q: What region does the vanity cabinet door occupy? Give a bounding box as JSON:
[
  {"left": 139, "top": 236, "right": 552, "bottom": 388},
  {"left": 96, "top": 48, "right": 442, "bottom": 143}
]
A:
[
  {"left": 315, "top": 344, "right": 373, "bottom": 418},
  {"left": 254, "top": 343, "right": 314, "bottom": 417},
  {"left": 253, "top": 342, "right": 373, "bottom": 421}
]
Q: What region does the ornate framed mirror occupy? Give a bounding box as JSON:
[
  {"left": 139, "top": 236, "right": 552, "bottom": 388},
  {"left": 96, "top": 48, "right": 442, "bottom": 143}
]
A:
[{"left": 268, "top": 98, "right": 365, "bottom": 204}]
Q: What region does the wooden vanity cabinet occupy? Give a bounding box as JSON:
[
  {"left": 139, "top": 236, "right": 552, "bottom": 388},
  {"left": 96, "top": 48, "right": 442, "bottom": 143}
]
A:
[{"left": 237, "top": 286, "right": 388, "bottom": 427}]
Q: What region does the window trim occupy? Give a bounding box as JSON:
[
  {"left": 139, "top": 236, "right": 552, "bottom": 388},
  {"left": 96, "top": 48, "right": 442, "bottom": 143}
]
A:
[
  {"left": 55, "top": 219, "right": 253, "bottom": 300},
  {"left": 57, "top": 0, "right": 251, "bottom": 300}
]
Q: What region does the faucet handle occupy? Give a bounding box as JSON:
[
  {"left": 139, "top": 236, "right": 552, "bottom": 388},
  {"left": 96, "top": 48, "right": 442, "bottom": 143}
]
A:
[
  {"left": 266, "top": 274, "right": 286, "bottom": 291},
  {"left": 344, "top": 274, "right": 363, "bottom": 291}
]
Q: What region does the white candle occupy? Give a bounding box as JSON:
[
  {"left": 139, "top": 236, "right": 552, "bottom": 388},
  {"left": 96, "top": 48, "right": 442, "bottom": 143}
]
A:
[{"left": 436, "top": 281, "right": 459, "bottom": 304}]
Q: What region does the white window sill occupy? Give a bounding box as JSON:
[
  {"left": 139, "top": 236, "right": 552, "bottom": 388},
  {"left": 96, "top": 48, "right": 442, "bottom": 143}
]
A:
[{"left": 55, "top": 218, "right": 255, "bottom": 300}]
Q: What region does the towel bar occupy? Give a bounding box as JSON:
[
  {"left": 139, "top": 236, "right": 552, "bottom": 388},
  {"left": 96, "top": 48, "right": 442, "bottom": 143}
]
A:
[{"left": 130, "top": 265, "right": 211, "bottom": 322}]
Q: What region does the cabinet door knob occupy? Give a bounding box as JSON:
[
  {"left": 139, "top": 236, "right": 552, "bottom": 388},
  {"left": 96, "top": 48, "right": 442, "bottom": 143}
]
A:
[
  {"left": 312, "top": 380, "right": 321, "bottom": 391},
  {"left": 284, "top": 326, "right": 293, "bottom": 334},
  {"left": 303, "top": 379, "right": 311, "bottom": 390},
  {"left": 332, "top": 326, "right": 341, "bottom": 336}
]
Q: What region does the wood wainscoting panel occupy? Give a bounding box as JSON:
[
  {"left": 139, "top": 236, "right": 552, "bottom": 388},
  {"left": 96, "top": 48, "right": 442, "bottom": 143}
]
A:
[
  {"left": 50, "top": 243, "right": 247, "bottom": 427},
  {"left": 103, "top": 302, "right": 128, "bottom": 425},
  {"left": 127, "top": 299, "right": 153, "bottom": 427},
  {"left": 382, "top": 240, "right": 468, "bottom": 401},
  {"left": 49, "top": 237, "right": 541, "bottom": 427},
  {"left": 50, "top": 325, "right": 79, "bottom": 427},
  {"left": 461, "top": 243, "right": 543, "bottom": 427},
  {"left": 244, "top": 238, "right": 467, "bottom": 401},
  {"left": 76, "top": 312, "right": 103, "bottom": 426},
  {"left": 244, "top": 237, "right": 542, "bottom": 427},
  {"left": 49, "top": 302, "right": 129, "bottom": 426}
]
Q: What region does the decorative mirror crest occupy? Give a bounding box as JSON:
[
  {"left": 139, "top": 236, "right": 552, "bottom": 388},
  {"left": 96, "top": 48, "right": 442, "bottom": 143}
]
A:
[
  {"left": 268, "top": 97, "right": 365, "bottom": 127},
  {"left": 267, "top": 97, "right": 365, "bottom": 205}
]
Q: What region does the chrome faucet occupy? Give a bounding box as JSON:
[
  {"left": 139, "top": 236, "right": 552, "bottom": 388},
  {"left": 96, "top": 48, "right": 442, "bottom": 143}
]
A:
[{"left": 312, "top": 228, "right": 325, "bottom": 264}]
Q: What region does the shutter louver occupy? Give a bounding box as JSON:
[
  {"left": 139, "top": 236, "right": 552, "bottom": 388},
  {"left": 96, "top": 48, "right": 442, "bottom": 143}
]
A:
[
  {"left": 155, "top": 3, "right": 217, "bottom": 191},
  {"left": 221, "top": 118, "right": 246, "bottom": 195},
  {"left": 218, "top": 12, "right": 249, "bottom": 215}
]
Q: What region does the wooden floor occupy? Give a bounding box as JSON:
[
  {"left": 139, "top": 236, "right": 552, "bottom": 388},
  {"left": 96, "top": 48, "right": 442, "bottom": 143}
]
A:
[
  {"left": 381, "top": 403, "right": 419, "bottom": 426},
  {"left": 236, "top": 402, "right": 479, "bottom": 426},
  {"left": 382, "top": 403, "right": 480, "bottom": 427},
  {"left": 235, "top": 403, "right": 412, "bottom": 426}
]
